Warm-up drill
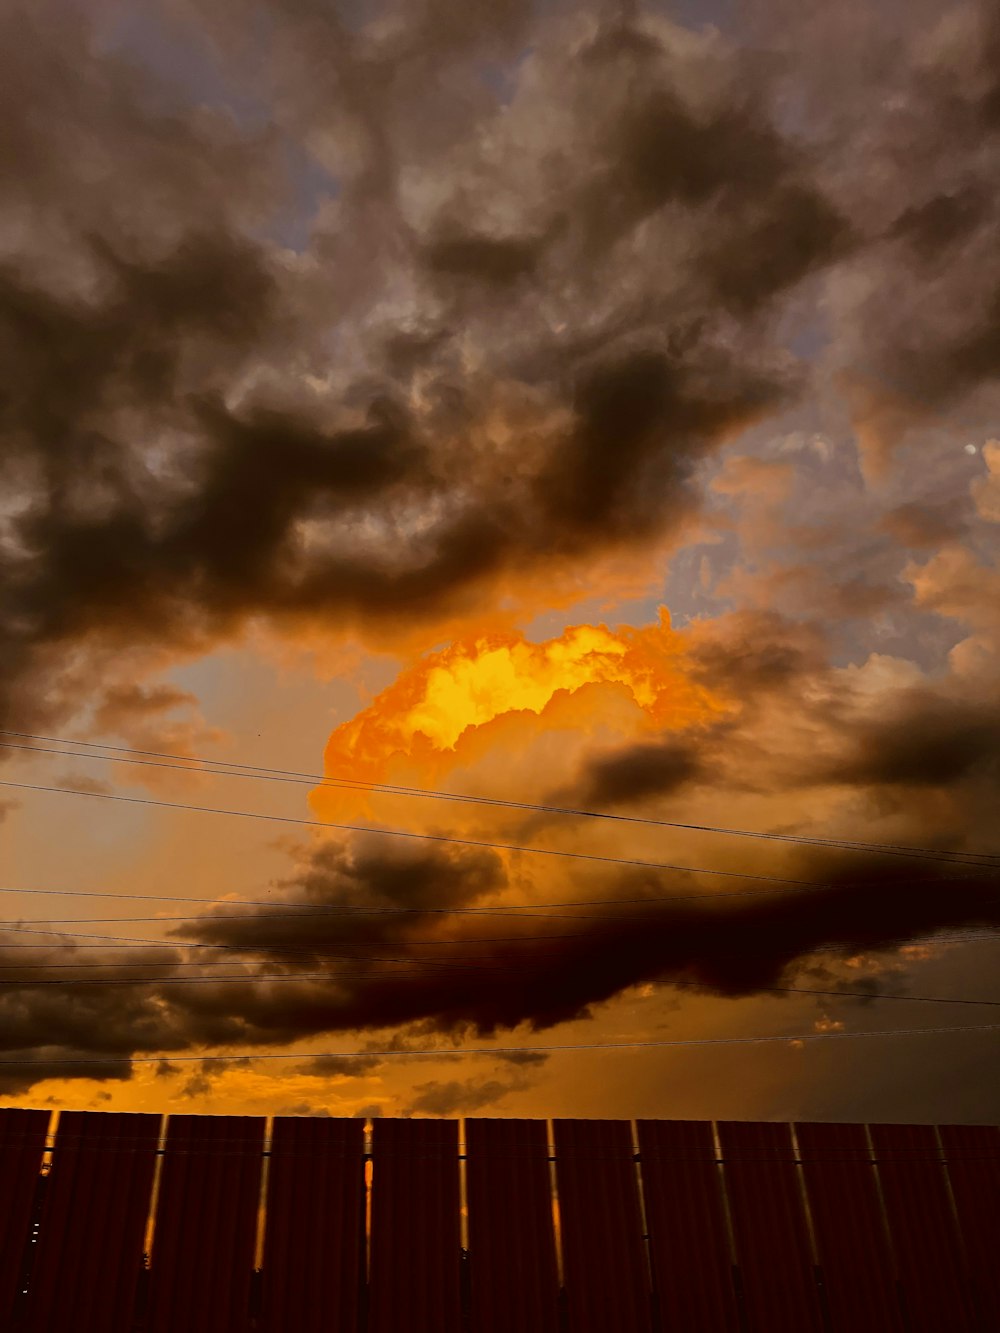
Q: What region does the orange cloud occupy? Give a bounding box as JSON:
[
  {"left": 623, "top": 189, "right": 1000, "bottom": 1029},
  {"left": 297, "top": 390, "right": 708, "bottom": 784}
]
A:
[{"left": 310, "top": 611, "right": 723, "bottom": 820}]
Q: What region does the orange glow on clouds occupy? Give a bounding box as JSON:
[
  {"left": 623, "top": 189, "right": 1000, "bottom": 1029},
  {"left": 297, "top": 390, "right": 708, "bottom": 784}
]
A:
[{"left": 311, "top": 610, "right": 722, "bottom": 819}]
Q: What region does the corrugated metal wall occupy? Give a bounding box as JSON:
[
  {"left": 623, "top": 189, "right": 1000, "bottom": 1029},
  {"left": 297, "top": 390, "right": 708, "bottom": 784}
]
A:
[
  {"left": 24, "top": 1110, "right": 159, "bottom": 1333},
  {"left": 0, "top": 1111, "right": 995, "bottom": 1331}
]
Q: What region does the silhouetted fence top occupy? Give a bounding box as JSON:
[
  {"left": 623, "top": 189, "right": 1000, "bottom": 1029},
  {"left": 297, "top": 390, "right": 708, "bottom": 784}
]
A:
[{"left": 0, "top": 1108, "right": 997, "bottom": 1332}]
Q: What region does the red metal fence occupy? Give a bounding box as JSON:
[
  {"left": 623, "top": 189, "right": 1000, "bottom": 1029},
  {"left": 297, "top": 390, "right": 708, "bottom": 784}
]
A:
[{"left": 0, "top": 1108, "right": 996, "bottom": 1332}]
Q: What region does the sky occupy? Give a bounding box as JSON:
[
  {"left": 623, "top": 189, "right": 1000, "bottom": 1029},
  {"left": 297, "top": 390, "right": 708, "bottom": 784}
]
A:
[{"left": 0, "top": 0, "right": 999, "bottom": 1124}]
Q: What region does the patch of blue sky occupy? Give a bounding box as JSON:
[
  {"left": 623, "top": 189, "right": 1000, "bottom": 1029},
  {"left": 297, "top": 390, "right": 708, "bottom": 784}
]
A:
[
  {"left": 272, "top": 142, "right": 341, "bottom": 252},
  {"left": 336, "top": 0, "right": 391, "bottom": 34},
  {"left": 94, "top": 3, "right": 270, "bottom": 128},
  {"left": 661, "top": 0, "right": 736, "bottom": 33},
  {"left": 660, "top": 530, "right": 740, "bottom": 626},
  {"left": 776, "top": 291, "right": 831, "bottom": 364},
  {"left": 519, "top": 585, "right": 666, "bottom": 642}
]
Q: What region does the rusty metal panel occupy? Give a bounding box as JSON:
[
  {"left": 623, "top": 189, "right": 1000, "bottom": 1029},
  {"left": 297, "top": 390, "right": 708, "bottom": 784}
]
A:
[
  {"left": 368, "top": 1117, "right": 461, "bottom": 1333},
  {"left": 465, "top": 1118, "right": 559, "bottom": 1333},
  {"left": 25, "top": 1110, "right": 159, "bottom": 1333},
  {"left": 0, "top": 1107, "right": 49, "bottom": 1326},
  {"left": 553, "top": 1118, "right": 652, "bottom": 1333},
  {"left": 940, "top": 1124, "right": 1000, "bottom": 1328},
  {"left": 148, "top": 1114, "right": 265, "bottom": 1333},
  {"left": 795, "top": 1121, "right": 903, "bottom": 1333},
  {"left": 718, "top": 1121, "right": 823, "bottom": 1333},
  {"left": 260, "top": 1116, "right": 365, "bottom": 1333},
  {"left": 636, "top": 1119, "right": 738, "bottom": 1332},
  {"left": 870, "top": 1123, "right": 978, "bottom": 1333}
]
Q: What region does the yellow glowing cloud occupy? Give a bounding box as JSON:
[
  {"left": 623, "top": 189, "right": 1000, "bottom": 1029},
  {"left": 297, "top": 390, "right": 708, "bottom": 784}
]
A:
[{"left": 311, "top": 610, "right": 722, "bottom": 823}]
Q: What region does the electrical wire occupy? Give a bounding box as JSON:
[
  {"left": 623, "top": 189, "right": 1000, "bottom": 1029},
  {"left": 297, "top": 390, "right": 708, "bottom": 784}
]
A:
[
  {"left": 0, "top": 879, "right": 906, "bottom": 913},
  {"left": 3, "top": 926, "right": 1000, "bottom": 954},
  {"left": 3, "top": 728, "right": 999, "bottom": 866},
  {"left": 3, "top": 880, "right": 999, "bottom": 925},
  {"left": 0, "top": 1022, "right": 998, "bottom": 1067},
  {"left": 1, "top": 924, "right": 999, "bottom": 1007},
  {"left": 13, "top": 776, "right": 909, "bottom": 885},
  {"left": 0, "top": 963, "right": 996, "bottom": 1008},
  {"left": 1, "top": 864, "right": 999, "bottom": 932},
  {"left": 3, "top": 743, "right": 998, "bottom": 1082}
]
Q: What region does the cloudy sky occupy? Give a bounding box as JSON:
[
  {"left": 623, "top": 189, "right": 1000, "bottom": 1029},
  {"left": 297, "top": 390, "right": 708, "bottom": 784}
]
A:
[{"left": 1, "top": 0, "right": 999, "bottom": 1122}]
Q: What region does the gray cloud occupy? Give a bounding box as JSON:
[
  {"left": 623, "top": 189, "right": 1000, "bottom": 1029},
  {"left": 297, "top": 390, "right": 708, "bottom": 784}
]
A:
[
  {"left": 404, "top": 1073, "right": 533, "bottom": 1117},
  {"left": 0, "top": 0, "right": 854, "bottom": 734},
  {"left": 1, "top": 788, "right": 996, "bottom": 1097},
  {"left": 52, "top": 772, "right": 115, "bottom": 796},
  {"left": 1, "top": 0, "right": 999, "bottom": 1102}
]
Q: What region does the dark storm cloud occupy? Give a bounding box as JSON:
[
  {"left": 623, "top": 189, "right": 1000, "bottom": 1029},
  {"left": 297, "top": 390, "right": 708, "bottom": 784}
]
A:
[
  {"left": 422, "top": 229, "right": 544, "bottom": 286},
  {"left": 403, "top": 1073, "right": 532, "bottom": 1116},
  {"left": 819, "top": 693, "right": 1000, "bottom": 790},
  {"left": 169, "top": 825, "right": 1000, "bottom": 1032},
  {"left": 594, "top": 72, "right": 850, "bottom": 313},
  {"left": 2, "top": 819, "right": 997, "bottom": 1095},
  {"left": 684, "top": 610, "right": 828, "bottom": 695},
  {"left": 889, "top": 186, "right": 990, "bottom": 262},
  {"left": 568, "top": 735, "right": 705, "bottom": 807},
  {"left": 565, "top": 609, "right": 1000, "bottom": 806},
  {"left": 2, "top": 0, "right": 1000, "bottom": 1095},
  {"left": 536, "top": 344, "right": 785, "bottom": 545},
  {"left": 298, "top": 1053, "right": 384, "bottom": 1077},
  {"left": 814, "top": 2, "right": 1000, "bottom": 429},
  {"left": 0, "top": 0, "right": 995, "bottom": 734},
  {"left": 0, "top": 1053, "right": 133, "bottom": 1098},
  {"left": 0, "top": 0, "right": 855, "bottom": 732},
  {"left": 0, "top": 929, "right": 187, "bottom": 1092}
]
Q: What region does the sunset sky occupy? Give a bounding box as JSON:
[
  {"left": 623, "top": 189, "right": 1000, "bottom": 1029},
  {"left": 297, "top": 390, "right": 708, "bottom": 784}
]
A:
[{"left": 1, "top": 0, "right": 999, "bottom": 1124}]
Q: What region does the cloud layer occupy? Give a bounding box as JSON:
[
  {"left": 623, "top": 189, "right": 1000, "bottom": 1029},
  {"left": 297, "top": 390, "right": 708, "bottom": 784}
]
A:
[
  {"left": 1, "top": 0, "right": 999, "bottom": 1101},
  {"left": 0, "top": 0, "right": 895, "bottom": 731}
]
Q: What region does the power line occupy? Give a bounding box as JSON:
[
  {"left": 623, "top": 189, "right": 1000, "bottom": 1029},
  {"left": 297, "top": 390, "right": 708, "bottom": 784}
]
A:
[
  {"left": 0, "top": 881, "right": 887, "bottom": 913},
  {"left": 2, "top": 782, "right": 1000, "bottom": 916},
  {"left": 0, "top": 881, "right": 829, "bottom": 912},
  {"left": 3, "top": 926, "right": 1000, "bottom": 954},
  {"left": 2, "top": 777, "right": 865, "bottom": 885},
  {"left": 2, "top": 920, "right": 999, "bottom": 1005},
  {"left": 2, "top": 867, "right": 997, "bottom": 920},
  {"left": 3, "top": 874, "right": 997, "bottom": 927},
  {"left": 2, "top": 878, "right": 998, "bottom": 925},
  {"left": 3, "top": 728, "right": 998, "bottom": 867},
  {"left": 5, "top": 888, "right": 1000, "bottom": 926},
  {"left": 4, "top": 920, "right": 1000, "bottom": 981},
  {"left": 0, "top": 962, "right": 996, "bottom": 1008},
  {"left": 0, "top": 1022, "right": 998, "bottom": 1067}
]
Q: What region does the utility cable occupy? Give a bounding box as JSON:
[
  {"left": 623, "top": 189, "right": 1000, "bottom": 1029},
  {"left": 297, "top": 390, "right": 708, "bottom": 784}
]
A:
[
  {"left": 3, "top": 781, "right": 1000, "bottom": 915},
  {"left": 0, "top": 1023, "right": 998, "bottom": 1067},
  {"left": 3, "top": 729, "right": 997, "bottom": 866},
  {"left": 0, "top": 964, "right": 996, "bottom": 1008}
]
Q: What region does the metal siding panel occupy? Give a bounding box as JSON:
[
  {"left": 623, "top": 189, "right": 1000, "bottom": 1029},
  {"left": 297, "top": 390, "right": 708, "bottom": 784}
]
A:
[
  {"left": 0, "top": 1108, "right": 49, "bottom": 1326},
  {"left": 870, "top": 1123, "right": 978, "bottom": 1333},
  {"left": 636, "top": 1119, "right": 739, "bottom": 1333},
  {"left": 148, "top": 1114, "right": 265, "bottom": 1333},
  {"left": 369, "top": 1117, "right": 462, "bottom": 1333},
  {"left": 466, "top": 1118, "right": 559, "bottom": 1333},
  {"left": 795, "top": 1121, "right": 904, "bottom": 1333},
  {"left": 260, "top": 1116, "right": 365, "bottom": 1333},
  {"left": 25, "top": 1111, "right": 160, "bottom": 1333},
  {"left": 553, "top": 1118, "right": 652, "bottom": 1333},
  {"left": 718, "top": 1121, "right": 823, "bottom": 1333},
  {"left": 940, "top": 1125, "right": 1000, "bottom": 1329}
]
